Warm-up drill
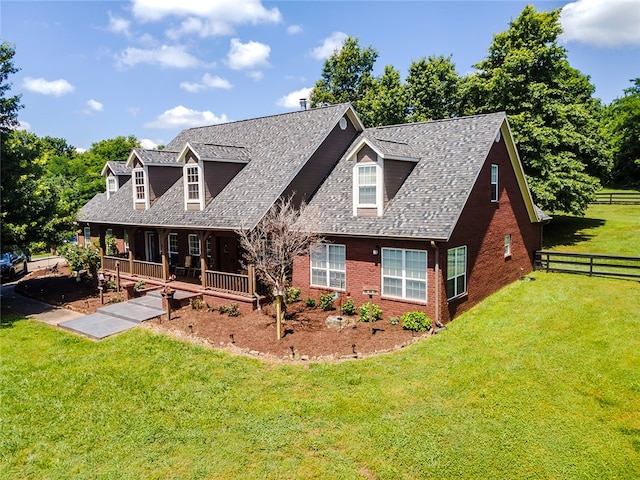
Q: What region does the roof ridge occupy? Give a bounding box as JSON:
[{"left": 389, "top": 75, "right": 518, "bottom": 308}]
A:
[{"left": 368, "top": 111, "right": 506, "bottom": 131}]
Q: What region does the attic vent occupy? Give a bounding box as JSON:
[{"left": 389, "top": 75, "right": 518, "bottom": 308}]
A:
[
  {"left": 339, "top": 117, "right": 347, "bottom": 130},
  {"left": 495, "top": 130, "right": 501, "bottom": 143}
]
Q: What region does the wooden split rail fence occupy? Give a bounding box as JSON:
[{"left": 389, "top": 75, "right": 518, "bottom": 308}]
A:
[
  {"left": 535, "top": 250, "right": 640, "bottom": 281},
  {"left": 592, "top": 192, "right": 640, "bottom": 205}
]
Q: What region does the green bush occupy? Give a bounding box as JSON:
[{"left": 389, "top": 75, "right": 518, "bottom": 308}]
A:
[
  {"left": 341, "top": 298, "right": 356, "bottom": 316},
  {"left": 286, "top": 287, "right": 301, "bottom": 303},
  {"left": 190, "top": 297, "right": 205, "bottom": 310},
  {"left": 57, "top": 242, "right": 101, "bottom": 275},
  {"left": 134, "top": 280, "right": 146, "bottom": 292},
  {"left": 220, "top": 303, "right": 240, "bottom": 317},
  {"left": 319, "top": 293, "right": 335, "bottom": 311},
  {"left": 359, "top": 302, "right": 383, "bottom": 322},
  {"left": 305, "top": 298, "right": 316, "bottom": 308},
  {"left": 389, "top": 316, "right": 400, "bottom": 326},
  {"left": 401, "top": 311, "right": 432, "bottom": 332}
]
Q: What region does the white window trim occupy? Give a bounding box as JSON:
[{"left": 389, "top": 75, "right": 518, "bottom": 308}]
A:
[
  {"left": 504, "top": 234, "right": 512, "bottom": 258},
  {"left": 169, "top": 233, "right": 179, "bottom": 256},
  {"left": 132, "top": 167, "right": 149, "bottom": 209},
  {"left": 183, "top": 163, "right": 205, "bottom": 210},
  {"left": 123, "top": 230, "right": 129, "bottom": 253},
  {"left": 84, "top": 226, "right": 91, "bottom": 248},
  {"left": 310, "top": 243, "right": 346, "bottom": 290},
  {"left": 353, "top": 157, "right": 383, "bottom": 216},
  {"left": 381, "top": 248, "right": 428, "bottom": 302},
  {"left": 447, "top": 245, "right": 467, "bottom": 300},
  {"left": 491, "top": 164, "right": 499, "bottom": 202},
  {"left": 188, "top": 234, "right": 201, "bottom": 257},
  {"left": 106, "top": 176, "right": 117, "bottom": 199}
]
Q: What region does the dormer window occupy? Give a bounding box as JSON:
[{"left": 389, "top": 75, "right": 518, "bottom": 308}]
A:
[
  {"left": 106, "top": 176, "right": 117, "bottom": 199},
  {"left": 132, "top": 168, "right": 148, "bottom": 209},
  {"left": 358, "top": 165, "right": 377, "bottom": 206},
  {"left": 184, "top": 163, "right": 204, "bottom": 210}
]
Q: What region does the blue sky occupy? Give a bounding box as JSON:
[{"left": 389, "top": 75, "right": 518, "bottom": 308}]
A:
[{"left": 2, "top": 0, "right": 639, "bottom": 151}]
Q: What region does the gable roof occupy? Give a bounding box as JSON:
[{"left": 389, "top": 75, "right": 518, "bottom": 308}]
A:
[
  {"left": 80, "top": 103, "right": 361, "bottom": 230},
  {"left": 100, "top": 161, "right": 132, "bottom": 177},
  {"left": 177, "top": 142, "right": 251, "bottom": 163},
  {"left": 303, "top": 112, "right": 541, "bottom": 241},
  {"left": 127, "top": 149, "right": 180, "bottom": 167}
]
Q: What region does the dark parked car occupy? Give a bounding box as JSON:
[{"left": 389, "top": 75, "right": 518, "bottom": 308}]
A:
[{"left": 0, "top": 248, "right": 28, "bottom": 281}]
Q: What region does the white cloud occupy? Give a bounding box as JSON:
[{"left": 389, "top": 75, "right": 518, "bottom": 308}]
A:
[
  {"left": 276, "top": 87, "right": 313, "bottom": 109},
  {"left": 227, "top": 38, "right": 270, "bottom": 70},
  {"left": 287, "top": 24, "right": 303, "bottom": 35},
  {"left": 75, "top": 147, "right": 87, "bottom": 154},
  {"left": 310, "top": 31, "right": 348, "bottom": 60},
  {"left": 22, "top": 77, "right": 75, "bottom": 96},
  {"left": 248, "top": 70, "right": 264, "bottom": 81},
  {"left": 140, "top": 138, "right": 160, "bottom": 149},
  {"left": 145, "top": 105, "right": 229, "bottom": 129},
  {"left": 132, "top": 0, "right": 281, "bottom": 37},
  {"left": 107, "top": 12, "right": 131, "bottom": 36},
  {"left": 560, "top": 0, "right": 640, "bottom": 47},
  {"left": 16, "top": 120, "right": 31, "bottom": 131},
  {"left": 86, "top": 99, "right": 104, "bottom": 112},
  {"left": 115, "top": 45, "right": 200, "bottom": 68},
  {"left": 180, "top": 73, "right": 232, "bottom": 92}
]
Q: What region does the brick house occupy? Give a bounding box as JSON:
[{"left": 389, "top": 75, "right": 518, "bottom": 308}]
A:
[{"left": 79, "top": 103, "right": 549, "bottom": 320}]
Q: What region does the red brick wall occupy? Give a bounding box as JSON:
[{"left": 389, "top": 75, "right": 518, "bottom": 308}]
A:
[
  {"left": 443, "top": 137, "right": 542, "bottom": 320},
  {"left": 293, "top": 237, "right": 438, "bottom": 321}
]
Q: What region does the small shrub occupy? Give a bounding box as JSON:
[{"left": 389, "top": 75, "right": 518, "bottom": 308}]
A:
[
  {"left": 389, "top": 316, "right": 400, "bottom": 326},
  {"left": 190, "top": 297, "right": 205, "bottom": 310},
  {"left": 286, "top": 287, "right": 301, "bottom": 304},
  {"left": 305, "top": 298, "right": 316, "bottom": 308},
  {"left": 401, "top": 311, "right": 432, "bottom": 332},
  {"left": 219, "top": 303, "right": 240, "bottom": 317},
  {"left": 104, "top": 279, "right": 117, "bottom": 291},
  {"left": 107, "top": 293, "right": 124, "bottom": 304},
  {"left": 134, "top": 280, "right": 146, "bottom": 292},
  {"left": 359, "top": 302, "right": 383, "bottom": 322},
  {"left": 319, "top": 293, "right": 335, "bottom": 311},
  {"left": 341, "top": 298, "right": 356, "bottom": 316}
]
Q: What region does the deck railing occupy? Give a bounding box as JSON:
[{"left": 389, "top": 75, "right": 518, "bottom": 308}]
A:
[
  {"left": 132, "top": 259, "right": 164, "bottom": 279},
  {"left": 103, "top": 255, "right": 131, "bottom": 274},
  {"left": 535, "top": 250, "right": 640, "bottom": 280}
]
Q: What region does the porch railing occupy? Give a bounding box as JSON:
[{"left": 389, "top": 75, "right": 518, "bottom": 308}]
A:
[
  {"left": 103, "top": 255, "right": 131, "bottom": 274},
  {"left": 132, "top": 259, "right": 164, "bottom": 279},
  {"left": 204, "top": 269, "right": 250, "bottom": 295}
]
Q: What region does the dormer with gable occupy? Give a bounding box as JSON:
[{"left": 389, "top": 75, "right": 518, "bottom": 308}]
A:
[
  {"left": 177, "top": 142, "right": 250, "bottom": 211},
  {"left": 126, "top": 149, "right": 181, "bottom": 210},
  {"left": 351, "top": 136, "right": 418, "bottom": 217},
  {"left": 101, "top": 161, "right": 132, "bottom": 199}
]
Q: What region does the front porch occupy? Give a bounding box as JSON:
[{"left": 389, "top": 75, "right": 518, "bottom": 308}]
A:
[{"left": 101, "top": 254, "right": 265, "bottom": 311}]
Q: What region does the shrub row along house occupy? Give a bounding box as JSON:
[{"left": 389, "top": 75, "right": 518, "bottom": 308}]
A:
[{"left": 79, "top": 103, "right": 550, "bottom": 324}]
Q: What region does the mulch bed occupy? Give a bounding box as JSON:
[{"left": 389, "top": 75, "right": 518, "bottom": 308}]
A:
[{"left": 14, "top": 266, "right": 432, "bottom": 362}]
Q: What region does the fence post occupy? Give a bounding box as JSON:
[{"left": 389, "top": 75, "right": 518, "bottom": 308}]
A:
[
  {"left": 546, "top": 253, "right": 550, "bottom": 273},
  {"left": 589, "top": 256, "right": 594, "bottom": 276}
]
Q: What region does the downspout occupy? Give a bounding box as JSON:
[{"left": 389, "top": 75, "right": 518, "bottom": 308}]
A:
[{"left": 430, "top": 241, "right": 441, "bottom": 329}]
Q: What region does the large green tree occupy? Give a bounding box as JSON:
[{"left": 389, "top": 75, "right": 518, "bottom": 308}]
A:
[
  {"left": 462, "top": 5, "right": 608, "bottom": 215},
  {"left": 310, "top": 37, "right": 378, "bottom": 112},
  {"left": 406, "top": 55, "right": 462, "bottom": 122},
  {"left": 0, "top": 42, "right": 22, "bottom": 132},
  {"left": 357, "top": 65, "right": 408, "bottom": 127},
  {"left": 603, "top": 79, "right": 640, "bottom": 187}
]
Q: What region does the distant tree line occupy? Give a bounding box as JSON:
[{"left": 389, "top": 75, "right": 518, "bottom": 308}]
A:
[{"left": 1, "top": 5, "right": 638, "bottom": 250}]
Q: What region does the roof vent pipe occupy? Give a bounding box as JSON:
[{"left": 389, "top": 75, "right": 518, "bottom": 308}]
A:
[{"left": 299, "top": 98, "right": 308, "bottom": 110}]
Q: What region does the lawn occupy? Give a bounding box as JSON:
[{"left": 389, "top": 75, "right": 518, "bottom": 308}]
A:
[
  {"left": 543, "top": 198, "right": 640, "bottom": 255},
  {"left": 2, "top": 271, "right": 639, "bottom": 479}
]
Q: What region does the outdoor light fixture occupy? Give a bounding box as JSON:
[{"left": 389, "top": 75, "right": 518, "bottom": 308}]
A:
[{"left": 372, "top": 246, "right": 379, "bottom": 256}]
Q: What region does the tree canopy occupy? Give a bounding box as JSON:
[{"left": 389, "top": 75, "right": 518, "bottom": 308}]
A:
[
  {"left": 0, "top": 42, "right": 22, "bottom": 132},
  {"left": 461, "top": 5, "right": 608, "bottom": 214}
]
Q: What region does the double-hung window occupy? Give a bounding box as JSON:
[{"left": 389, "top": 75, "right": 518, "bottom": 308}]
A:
[
  {"left": 491, "top": 164, "right": 499, "bottom": 202},
  {"left": 169, "top": 233, "right": 179, "bottom": 264},
  {"left": 504, "top": 234, "right": 511, "bottom": 258},
  {"left": 382, "top": 248, "right": 427, "bottom": 301},
  {"left": 311, "top": 244, "right": 346, "bottom": 289},
  {"left": 447, "top": 246, "right": 467, "bottom": 299},
  {"left": 357, "top": 165, "right": 377, "bottom": 206},
  {"left": 133, "top": 169, "right": 146, "bottom": 202},
  {"left": 106, "top": 176, "right": 117, "bottom": 198},
  {"left": 84, "top": 226, "right": 91, "bottom": 248},
  {"left": 185, "top": 165, "right": 200, "bottom": 201},
  {"left": 188, "top": 234, "right": 201, "bottom": 257}
]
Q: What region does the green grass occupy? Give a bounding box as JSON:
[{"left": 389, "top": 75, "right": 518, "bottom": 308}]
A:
[
  {"left": 543, "top": 201, "right": 640, "bottom": 255},
  {"left": 2, "top": 272, "right": 639, "bottom": 479}
]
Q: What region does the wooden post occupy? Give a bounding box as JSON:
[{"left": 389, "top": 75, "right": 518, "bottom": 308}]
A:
[
  {"left": 116, "top": 261, "right": 121, "bottom": 292},
  {"left": 198, "top": 231, "right": 210, "bottom": 289},
  {"left": 275, "top": 295, "right": 282, "bottom": 340},
  {"left": 99, "top": 246, "right": 105, "bottom": 271},
  {"left": 248, "top": 264, "right": 256, "bottom": 296},
  {"left": 158, "top": 228, "right": 170, "bottom": 281},
  {"left": 128, "top": 250, "right": 134, "bottom": 276}
]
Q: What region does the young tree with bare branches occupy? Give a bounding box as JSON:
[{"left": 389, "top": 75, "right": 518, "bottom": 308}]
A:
[{"left": 236, "top": 196, "right": 323, "bottom": 340}]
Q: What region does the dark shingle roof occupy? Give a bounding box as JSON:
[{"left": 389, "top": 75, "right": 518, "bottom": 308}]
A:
[
  {"left": 101, "top": 161, "right": 132, "bottom": 176},
  {"left": 188, "top": 143, "right": 251, "bottom": 162},
  {"left": 131, "top": 149, "right": 180, "bottom": 166},
  {"left": 303, "top": 112, "right": 509, "bottom": 241},
  {"left": 80, "top": 103, "right": 355, "bottom": 229}
]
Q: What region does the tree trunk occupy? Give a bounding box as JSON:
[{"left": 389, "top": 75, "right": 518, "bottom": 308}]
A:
[{"left": 275, "top": 295, "right": 282, "bottom": 340}]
